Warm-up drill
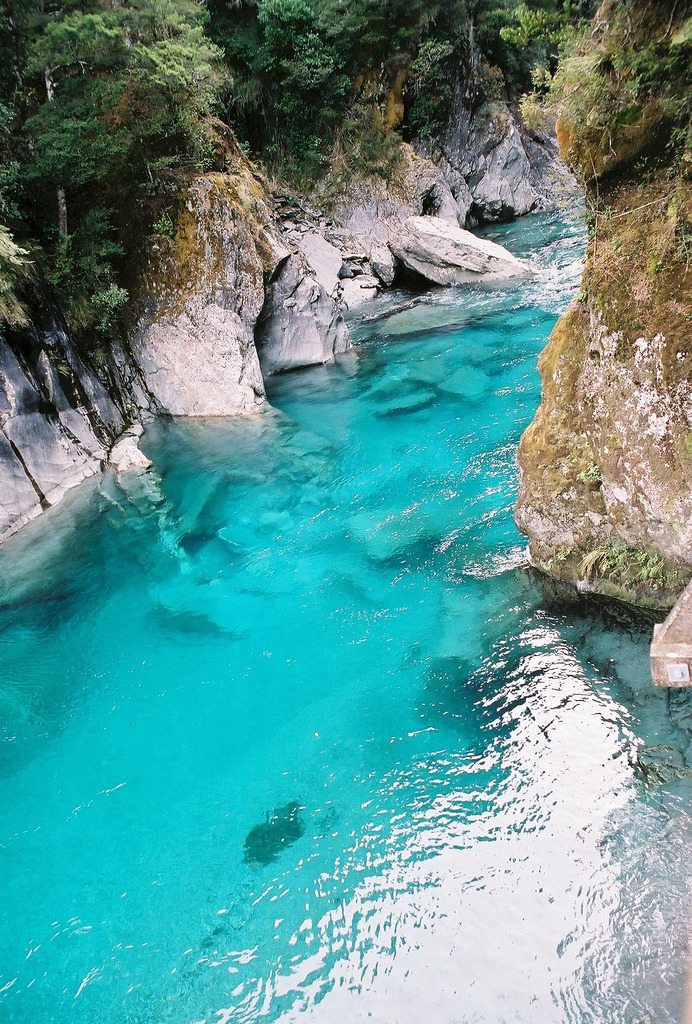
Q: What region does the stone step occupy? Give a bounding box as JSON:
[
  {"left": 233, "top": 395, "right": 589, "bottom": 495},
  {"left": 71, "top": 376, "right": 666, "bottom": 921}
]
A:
[{"left": 650, "top": 579, "right": 692, "bottom": 686}]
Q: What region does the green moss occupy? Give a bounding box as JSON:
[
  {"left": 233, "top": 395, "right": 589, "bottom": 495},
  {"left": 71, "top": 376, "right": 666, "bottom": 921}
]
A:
[{"left": 576, "top": 463, "right": 602, "bottom": 486}]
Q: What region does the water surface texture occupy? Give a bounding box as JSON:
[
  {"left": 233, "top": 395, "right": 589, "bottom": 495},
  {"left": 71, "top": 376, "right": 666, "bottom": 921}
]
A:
[{"left": 2, "top": 209, "right": 692, "bottom": 1024}]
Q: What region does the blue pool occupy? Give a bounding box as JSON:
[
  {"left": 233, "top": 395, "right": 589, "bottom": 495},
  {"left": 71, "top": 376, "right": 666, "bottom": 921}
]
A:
[{"left": 2, "top": 208, "right": 691, "bottom": 1024}]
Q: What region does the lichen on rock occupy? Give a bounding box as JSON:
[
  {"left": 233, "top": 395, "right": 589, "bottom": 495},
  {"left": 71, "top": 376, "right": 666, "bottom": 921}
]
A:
[{"left": 515, "top": 0, "right": 692, "bottom": 608}]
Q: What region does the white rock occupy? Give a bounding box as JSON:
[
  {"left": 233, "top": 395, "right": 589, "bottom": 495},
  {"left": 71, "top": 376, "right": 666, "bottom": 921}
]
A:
[
  {"left": 109, "top": 426, "right": 152, "bottom": 473},
  {"left": 390, "top": 216, "right": 532, "bottom": 286},
  {"left": 339, "top": 275, "right": 379, "bottom": 309},
  {"left": 132, "top": 299, "right": 266, "bottom": 416},
  {"left": 296, "top": 232, "right": 343, "bottom": 297}
]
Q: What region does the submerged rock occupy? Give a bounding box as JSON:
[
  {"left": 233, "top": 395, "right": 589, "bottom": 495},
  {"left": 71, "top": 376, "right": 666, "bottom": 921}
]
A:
[
  {"left": 390, "top": 216, "right": 531, "bottom": 286},
  {"left": 108, "top": 424, "right": 152, "bottom": 473},
  {"left": 243, "top": 800, "right": 304, "bottom": 865}
]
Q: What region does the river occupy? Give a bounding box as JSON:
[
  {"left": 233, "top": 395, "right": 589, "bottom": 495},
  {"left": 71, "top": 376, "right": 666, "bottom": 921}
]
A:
[{"left": 1, "top": 206, "right": 691, "bottom": 1024}]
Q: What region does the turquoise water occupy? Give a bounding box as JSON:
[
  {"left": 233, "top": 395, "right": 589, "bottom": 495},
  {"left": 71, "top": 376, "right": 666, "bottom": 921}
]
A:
[{"left": 2, "top": 208, "right": 692, "bottom": 1024}]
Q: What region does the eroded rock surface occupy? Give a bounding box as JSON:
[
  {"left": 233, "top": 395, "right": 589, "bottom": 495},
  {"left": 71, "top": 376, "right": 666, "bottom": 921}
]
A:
[
  {"left": 390, "top": 216, "right": 531, "bottom": 286},
  {"left": 132, "top": 300, "right": 265, "bottom": 416},
  {"left": 0, "top": 303, "right": 122, "bottom": 540},
  {"left": 256, "top": 255, "right": 350, "bottom": 374}
]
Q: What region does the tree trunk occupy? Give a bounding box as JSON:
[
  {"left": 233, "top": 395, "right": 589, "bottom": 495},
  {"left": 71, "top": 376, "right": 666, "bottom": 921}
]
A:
[
  {"left": 44, "top": 66, "right": 68, "bottom": 236},
  {"left": 57, "top": 188, "right": 68, "bottom": 238}
]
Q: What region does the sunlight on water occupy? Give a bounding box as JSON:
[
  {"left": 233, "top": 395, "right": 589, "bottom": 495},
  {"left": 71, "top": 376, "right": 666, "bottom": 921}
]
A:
[{"left": 2, "top": 206, "right": 692, "bottom": 1024}]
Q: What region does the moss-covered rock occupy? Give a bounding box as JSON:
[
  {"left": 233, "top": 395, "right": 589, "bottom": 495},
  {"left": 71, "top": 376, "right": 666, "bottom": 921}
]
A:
[{"left": 516, "top": 0, "right": 692, "bottom": 609}]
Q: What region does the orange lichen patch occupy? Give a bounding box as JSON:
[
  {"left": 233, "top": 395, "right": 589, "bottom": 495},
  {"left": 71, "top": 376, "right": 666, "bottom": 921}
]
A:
[
  {"left": 555, "top": 116, "right": 572, "bottom": 163},
  {"left": 558, "top": 101, "right": 669, "bottom": 181},
  {"left": 384, "top": 69, "right": 410, "bottom": 131}
]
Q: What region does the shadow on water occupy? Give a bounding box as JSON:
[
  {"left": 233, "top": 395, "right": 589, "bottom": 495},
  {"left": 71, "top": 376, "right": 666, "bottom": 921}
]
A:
[{"left": 243, "top": 800, "right": 305, "bottom": 866}]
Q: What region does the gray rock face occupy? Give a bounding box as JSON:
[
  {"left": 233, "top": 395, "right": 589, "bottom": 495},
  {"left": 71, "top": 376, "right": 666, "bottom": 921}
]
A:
[
  {"left": 416, "top": 48, "right": 573, "bottom": 225},
  {"left": 390, "top": 216, "right": 532, "bottom": 286},
  {"left": 466, "top": 118, "right": 537, "bottom": 220},
  {"left": 0, "top": 284, "right": 135, "bottom": 542},
  {"left": 256, "top": 255, "right": 350, "bottom": 374},
  {"left": 420, "top": 109, "right": 538, "bottom": 224},
  {"left": 133, "top": 300, "right": 265, "bottom": 416},
  {"left": 0, "top": 335, "right": 109, "bottom": 541},
  {"left": 130, "top": 174, "right": 275, "bottom": 416}
]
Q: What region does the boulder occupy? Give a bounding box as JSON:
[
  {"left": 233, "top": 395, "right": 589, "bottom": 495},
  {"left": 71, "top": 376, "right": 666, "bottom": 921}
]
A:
[
  {"left": 109, "top": 424, "right": 152, "bottom": 473},
  {"left": 132, "top": 299, "right": 265, "bottom": 416},
  {"left": 339, "top": 275, "right": 380, "bottom": 309},
  {"left": 370, "top": 242, "right": 396, "bottom": 287},
  {"left": 296, "top": 232, "right": 343, "bottom": 297},
  {"left": 390, "top": 216, "right": 532, "bottom": 286},
  {"left": 256, "top": 255, "right": 350, "bottom": 374}
]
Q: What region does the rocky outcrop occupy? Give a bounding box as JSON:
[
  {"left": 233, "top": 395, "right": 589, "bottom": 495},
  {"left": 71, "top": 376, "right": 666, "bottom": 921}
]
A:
[
  {"left": 109, "top": 423, "right": 152, "bottom": 473},
  {"left": 130, "top": 166, "right": 350, "bottom": 397},
  {"left": 256, "top": 254, "right": 350, "bottom": 373},
  {"left": 295, "top": 232, "right": 343, "bottom": 298},
  {"left": 430, "top": 106, "right": 538, "bottom": 224},
  {"left": 390, "top": 215, "right": 531, "bottom": 286},
  {"left": 130, "top": 172, "right": 278, "bottom": 414},
  {"left": 0, "top": 293, "right": 126, "bottom": 540},
  {"left": 515, "top": 0, "right": 692, "bottom": 608},
  {"left": 133, "top": 299, "right": 265, "bottom": 416},
  {"left": 325, "top": 143, "right": 467, "bottom": 252}
]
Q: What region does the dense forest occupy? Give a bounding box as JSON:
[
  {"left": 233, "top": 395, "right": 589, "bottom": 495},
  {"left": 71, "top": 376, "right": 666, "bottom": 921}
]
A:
[
  {"left": 2, "top": 0, "right": 690, "bottom": 351},
  {"left": 0, "top": 0, "right": 593, "bottom": 343}
]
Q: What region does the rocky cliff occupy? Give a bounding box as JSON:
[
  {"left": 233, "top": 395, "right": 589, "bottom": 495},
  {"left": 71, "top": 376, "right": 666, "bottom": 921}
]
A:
[
  {"left": 0, "top": 139, "right": 349, "bottom": 541},
  {"left": 0, "top": 82, "right": 566, "bottom": 544},
  {"left": 516, "top": 0, "right": 692, "bottom": 608}
]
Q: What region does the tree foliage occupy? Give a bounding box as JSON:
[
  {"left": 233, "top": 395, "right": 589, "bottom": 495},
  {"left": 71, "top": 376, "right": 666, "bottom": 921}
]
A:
[
  {"left": 1, "top": 0, "right": 228, "bottom": 339},
  {"left": 0, "top": 0, "right": 592, "bottom": 338}
]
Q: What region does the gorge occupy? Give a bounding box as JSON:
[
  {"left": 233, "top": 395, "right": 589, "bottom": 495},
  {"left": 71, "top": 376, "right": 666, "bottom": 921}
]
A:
[{"left": 1, "top": 1, "right": 692, "bottom": 1022}]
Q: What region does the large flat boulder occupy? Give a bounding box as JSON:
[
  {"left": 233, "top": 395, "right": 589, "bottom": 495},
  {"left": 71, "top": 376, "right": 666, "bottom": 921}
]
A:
[{"left": 390, "top": 216, "right": 532, "bottom": 286}]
